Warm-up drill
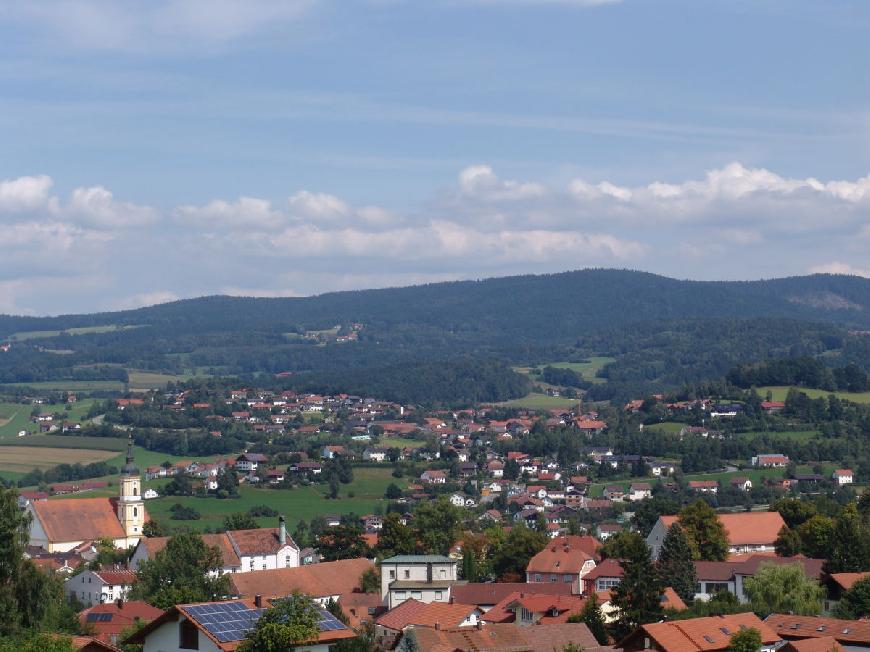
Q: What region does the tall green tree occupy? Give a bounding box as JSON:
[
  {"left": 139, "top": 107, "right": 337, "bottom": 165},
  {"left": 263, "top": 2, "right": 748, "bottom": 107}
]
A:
[
  {"left": 377, "top": 513, "right": 415, "bottom": 558},
  {"left": 834, "top": 576, "right": 870, "bottom": 619},
  {"left": 657, "top": 523, "right": 697, "bottom": 602},
  {"left": 461, "top": 546, "right": 479, "bottom": 582},
  {"left": 223, "top": 512, "right": 258, "bottom": 530},
  {"left": 826, "top": 504, "right": 870, "bottom": 573},
  {"left": 413, "top": 497, "right": 462, "bottom": 555},
  {"left": 678, "top": 500, "right": 728, "bottom": 561},
  {"left": 319, "top": 521, "right": 370, "bottom": 561},
  {"left": 774, "top": 526, "right": 802, "bottom": 557},
  {"left": 611, "top": 532, "right": 664, "bottom": 640},
  {"left": 796, "top": 515, "right": 834, "bottom": 559},
  {"left": 0, "top": 484, "right": 29, "bottom": 635},
  {"left": 573, "top": 592, "right": 608, "bottom": 645},
  {"left": 238, "top": 593, "right": 321, "bottom": 652},
  {"left": 743, "top": 563, "right": 824, "bottom": 618},
  {"left": 130, "top": 533, "right": 230, "bottom": 609},
  {"left": 489, "top": 522, "right": 547, "bottom": 582},
  {"left": 728, "top": 627, "right": 762, "bottom": 652}
]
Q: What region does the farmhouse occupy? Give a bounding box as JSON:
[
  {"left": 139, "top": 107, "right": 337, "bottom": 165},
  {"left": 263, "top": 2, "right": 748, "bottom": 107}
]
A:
[
  {"left": 751, "top": 453, "right": 789, "bottom": 467},
  {"left": 525, "top": 536, "right": 599, "bottom": 594},
  {"left": 65, "top": 569, "right": 136, "bottom": 607}
]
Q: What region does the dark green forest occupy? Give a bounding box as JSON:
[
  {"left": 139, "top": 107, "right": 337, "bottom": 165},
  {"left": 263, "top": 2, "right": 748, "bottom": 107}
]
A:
[{"left": 1, "top": 270, "right": 868, "bottom": 404}]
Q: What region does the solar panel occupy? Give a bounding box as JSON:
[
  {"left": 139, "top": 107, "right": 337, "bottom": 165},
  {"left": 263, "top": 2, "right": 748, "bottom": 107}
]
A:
[
  {"left": 317, "top": 608, "right": 347, "bottom": 632},
  {"left": 186, "top": 601, "right": 348, "bottom": 643}
]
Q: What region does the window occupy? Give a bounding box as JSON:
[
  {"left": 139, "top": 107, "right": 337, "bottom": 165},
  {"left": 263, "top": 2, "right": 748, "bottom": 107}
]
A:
[
  {"left": 520, "top": 608, "right": 533, "bottom": 622},
  {"left": 439, "top": 569, "right": 446, "bottom": 579},
  {"left": 704, "top": 582, "right": 730, "bottom": 594},
  {"left": 411, "top": 591, "right": 422, "bottom": 600},
  {"left": 133, "top": 507, "right": 138, "bottom": 518},
  {"left": 394, "top": 592, "right": 406, "bottom": 600},
  {"left": 404, "top": 570, "right": 410, "bottom": 579},
  {"left": 563, "top": 575, "right": 572, "bottom": 583},
  {"left": 389, "top": 570, "right": 395, "bottom": 580},
  {"left": 534, "top": 574, "right": 542, "bottom": 582},
  {"left": 596, "top": 578, "right": 620, "bottom": 591},
  {"left": 435, "top": 591, "right": 443, "bottom": 600},
  {"left": 285, "top": 556, "right": 292, "bottom": 566},
  {"left": 550, "top": 574, "right": 557, "bottom": 583},
  {"left": 179, "top": 619, "right": 199, "bottom": 650}
]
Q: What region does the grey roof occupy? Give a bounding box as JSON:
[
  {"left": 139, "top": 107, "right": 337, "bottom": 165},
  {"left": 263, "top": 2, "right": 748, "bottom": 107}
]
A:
[{"left": 380, "top": 555, "right": 456, "bottom": 564}]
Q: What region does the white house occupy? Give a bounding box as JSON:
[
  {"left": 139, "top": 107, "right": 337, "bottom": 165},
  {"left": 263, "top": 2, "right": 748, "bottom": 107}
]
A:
[
  {"left": 449, "top": 493, "right": 468, "bottom": 507},
  {"left": 751, "top": 454, "right": 789, "bottom": 468},
  {"left": 628, "top": 483, "right": 652, "bottom": 501},
  {"left": 65, "top": 569, "right": 135, "bottom": 607},
  {"left": 142, "top": 489, "right": 159, "bottom": 500},
  {"left": 235, "top": 453, "right": 268, "bottom": 473},
  {"left": 127, "top": 599, "right": 354, "bottom": 652},
  {"left": 379, "top": 555, "right": 458, "bottom": 608},
  {"left": 647, "top": 512, "right": 785, "bottom": 560},
  {"left": 832, "top": 469, "right": 854, "bottom": 485}
]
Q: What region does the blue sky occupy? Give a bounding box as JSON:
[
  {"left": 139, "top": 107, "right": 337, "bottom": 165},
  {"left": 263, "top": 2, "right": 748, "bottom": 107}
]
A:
[{"left": 0, "top": 0, "right": 868, "bottom": 314}]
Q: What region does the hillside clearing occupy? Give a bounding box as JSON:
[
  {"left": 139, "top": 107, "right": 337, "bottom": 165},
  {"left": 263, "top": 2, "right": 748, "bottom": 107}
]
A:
[
  {"left": 0, "top": 446, "right": 118, "bottom": 476},
  {"left": 758, "top": 386, "right": 870, "bottom": 405}
]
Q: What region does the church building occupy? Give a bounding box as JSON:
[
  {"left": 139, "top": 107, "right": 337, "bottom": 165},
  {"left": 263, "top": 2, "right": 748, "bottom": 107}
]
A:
[{"left": 27, "top": 435, "right": 146, "bottom": 552}]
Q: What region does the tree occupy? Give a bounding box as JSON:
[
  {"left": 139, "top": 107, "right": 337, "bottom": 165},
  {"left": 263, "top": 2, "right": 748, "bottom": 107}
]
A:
[
  {"left": 577, "top": 592, "right": 608, "bottom": 645},
  {"left": 223, "top": 512, "right": 259, "bottom": 530},
  {"left": 142, "top": 520, "right": 167, "bottom": 537},
  {"left": 834, "top": 576, "right": 870, "bottom": 619},
  {"left": 771, "top": 498, "right": 817, "bottom": 529},
  {"left": 678, "top": 500, "right": 728, "bottom": 561},
  {"left": 632, "top": 496, "right": 680, "bottom": 537},
  {"left": 238, "top": 593, "right": 321, "bottom": 652},
  {"left": 384, "top": 483, "right": 402, "bottom": 500},
  {"left": 657, "top": 523, "right": 697, "bottom": 602},
  {"left": 774, "top": 526, "right": 802, "bottom": 557},
  {"left": 0, "top": 633, "right": 76, "bottom": 652},
  {"left": 611, "top": 532, "right": 664, "bottom": 640},
  {"left": 130, "top": 533, "right": 230, "bottom": 609},
  {"left": 743, "top": 563, "right": 824, "bottom": 618},
  {"left": 796, "top": 515, "right": 834, "bottom": 559},
  {"left": 0, "top": 484, "right": 31, "bottom": 635},
  {"left": 319, "top": 521, "right": 370, "bottom": 561},
  {"left": 489, "top": 522, "right": 547, "bottom": 581},
  {"left": 461, "top": 546, "right": 479, "bottom": 582},
  {"left": 395, "top": 627, "right": 421, "bottom": 652},
  {"left": 413, "top": 497, "right": 462, "bottom": 556},
  {"left": 360, "top": 567, "right": 380, "bottom": 594},
  {"left": 728, "top": 627, "right": 762, "bottom": 652},
  {"left": 826, "top": 503, "right": 870, "bottom": 573},
  {"left": 377, "top": 513, "right": 416, "bottom": 558}
]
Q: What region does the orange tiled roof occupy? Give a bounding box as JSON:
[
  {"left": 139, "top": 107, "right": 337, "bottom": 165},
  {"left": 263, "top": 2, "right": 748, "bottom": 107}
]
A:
[
  {"left": 784, "top": 637, "right": 845, "bottom": 652},
  {"left": 229, "top": 557, "right": 373, "bottom": 599},
  {"left": 32, "top": 498, "right": 126, "bottom": 542},
  {"left": 227, "top": 527, "right": 297, "bottom": 555},
  {"left": 413, "top": 622, "right": 602, "bottom": 652},
  {"left": 78, "top": 600, "right": 163, "bottom": 644},
  {"left": 526, "top": 535, "right": 598, "bottom": 574},
  {"left": 765, "top": 614, "right": 870, "bottom": 645},
  {"left": 377, "top": 599, "right": 480, "bottom": 631},
  {"left": 140, "top": 534, "right": 241, "bottom": 568},
  {"left": 829, "top": 572, "right": 870, "bottom": 591},
  {"left": 642, "top": 613, "right": 779, "bottom": 651},
  {"left": 661, "top": 511, "right": 785, "bottom": 546}
]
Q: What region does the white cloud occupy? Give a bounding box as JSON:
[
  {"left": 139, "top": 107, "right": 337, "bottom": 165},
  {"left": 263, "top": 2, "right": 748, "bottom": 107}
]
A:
[
  {"left": 459, "top": 165, "right": 546, "bottom": 201},
  {"left": 0, "top": 175, "right": 55, "bottom": 213},
  {"left": 176, "top": 196, "right": 281, "bottom": 228},
  {"left": 220, "top": 286, "right": 301, "bottom": 298},
  {"left": 67, "top": 186, "right": 157, "bottom": 227},
  {"left": 111, "top": 291, "right": 181, "bottom": 310},
  {"left": 808, "top": 262, "right": 870, "bottom": 278},
  {"left": 1, "top": 0, "right": 320, "bottom": 52}
]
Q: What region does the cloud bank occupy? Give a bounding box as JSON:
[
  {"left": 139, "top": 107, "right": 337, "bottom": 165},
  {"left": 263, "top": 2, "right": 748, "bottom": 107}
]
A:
[{"left": 0, "top": 162, "right": 868, "bottom": 314}]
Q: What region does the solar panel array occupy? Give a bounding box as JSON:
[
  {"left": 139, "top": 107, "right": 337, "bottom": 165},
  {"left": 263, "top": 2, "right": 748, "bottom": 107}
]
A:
[
  {"left": 185, "top": 602, "right": 265, "bottom": 643},
  {"left": 185, "top": 601, "right": 349, "bottom": 643},
  {"left": 86, "top": 613, "right": 113, "bottom": 623}
]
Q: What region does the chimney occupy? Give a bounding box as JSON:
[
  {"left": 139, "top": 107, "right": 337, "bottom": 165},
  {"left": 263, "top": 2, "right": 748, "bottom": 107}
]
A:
[
  {"left": 279, "top": 516, "right": 286, "bottom": 546},
  {"left": 254, "top": 595, "right": 263, "bottom": 608},
  {"left": 435, "top": 622, "right": 440, "bottom": 631},
  {"left": 116, "top": 598, "right": 123, "bottom": 609}
]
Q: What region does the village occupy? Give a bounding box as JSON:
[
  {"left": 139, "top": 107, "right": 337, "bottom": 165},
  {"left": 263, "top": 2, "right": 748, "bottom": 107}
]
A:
[{"left": 4, "top": 378, "right": 867, "bottom": 652}]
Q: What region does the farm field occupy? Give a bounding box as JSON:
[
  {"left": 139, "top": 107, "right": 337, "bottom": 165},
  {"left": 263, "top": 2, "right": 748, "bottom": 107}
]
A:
[
  {"left": 759, "top": 386, "right": 870, "bottom": 405},
  {"left": 0, "top": 398, "right": 97, "bottom": 439},
  {"left": 738, "top": 429, "right": 820, "bottom": 442},
  {"left": 514, "top": 356, "right": 615, "bottom": 385},
  {"left": 128, "top": 467, "right": 406, "bottom": 531},
  {"left": 7, "top": 324, "right": 140, "bottom": 342},
  {"left": 498, "top": 393, "right": 580, "bottom": 410},
  {"left": 380, "top": 437, "right": 426, "bottom": 449},
  {"left": 127, "top": 370, "right": 198, "bottom": 390},
  {"left": 0, "top": 446, "right": 118, "bottom": 477},
  {"left": 2, "top": 380, "right": 126, "bottom": 392}
]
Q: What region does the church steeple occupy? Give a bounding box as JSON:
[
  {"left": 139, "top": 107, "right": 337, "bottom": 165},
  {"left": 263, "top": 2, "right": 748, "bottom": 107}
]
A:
[{"left": 121, "top": 434, "right": 139, "bottom": 476}]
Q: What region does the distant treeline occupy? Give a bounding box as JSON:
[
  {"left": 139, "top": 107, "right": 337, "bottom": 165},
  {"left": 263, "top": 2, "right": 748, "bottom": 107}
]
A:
[
  {"left": 727, "top": 357, "right": 870, "bottom": 393},
  {"left": 15, "top": 461, "right": 118, "bottom": 489}
]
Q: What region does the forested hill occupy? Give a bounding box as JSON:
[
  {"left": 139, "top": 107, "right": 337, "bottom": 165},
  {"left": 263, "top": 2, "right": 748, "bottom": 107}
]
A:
[
  {"left": 1, "top": 270, "right": 868, "bottom": 338},
  {"left": 0, "top": 270, "right": 868, "bottom": 404}
]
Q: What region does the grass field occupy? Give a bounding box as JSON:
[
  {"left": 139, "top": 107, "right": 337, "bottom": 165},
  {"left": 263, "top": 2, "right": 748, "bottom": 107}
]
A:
[
  {"left": 8, "top": 324, "right": 140, "bottom": 342},
  {"left": 105, "top": 446, "right": 223, "bottom": 470},
  {"left": 739, "top": 429, "right": 819, "bottom": 442},
  {"left": 514, "top": 356, "right": 615, "bottom": 386},
  {"left": 759, "top": 386, "right": 870, "bottom": 405},
  {"left": 0, "top": 446, "right": 118, "bottom": 476},
  {"left": 0, "top": 399, "right": 97, "bottom": 439},
  {"left": 645, "top": 422, "right": 685, "bottom": 435},
  {"left": 134, "top": 467, "right": 405, "bottom": 531},
  {"left": 380, "top": 437, "right": 426, "bottom": 449},
  {"left": 0, "top": 435, "right": 127, "bottom": 451},
  {"left": 2, "top": 380, "right": 126, "bottom": 392},
  {"left": 498, "top": 393, "right": 581, "bottom": 410},
  {"left": 127, "top": 370, "right": 198, "bottom": 390}
]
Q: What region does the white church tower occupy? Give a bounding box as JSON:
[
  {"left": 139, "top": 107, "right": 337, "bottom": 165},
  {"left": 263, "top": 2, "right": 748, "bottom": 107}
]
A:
[{"left": 117, "top": 434, "right": 144, "bottom": 544}]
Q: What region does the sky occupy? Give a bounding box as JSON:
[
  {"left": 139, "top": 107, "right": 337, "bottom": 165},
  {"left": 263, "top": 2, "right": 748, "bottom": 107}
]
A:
[{"left": 1, "top": 0, "right": 869, "bottom": 315}]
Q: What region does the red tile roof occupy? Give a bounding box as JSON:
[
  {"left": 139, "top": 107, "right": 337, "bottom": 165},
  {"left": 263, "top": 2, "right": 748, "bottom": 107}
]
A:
[
  {"left": 660, "top": 511, "right": 785, "bottom": 546},
  {"left": 412, "top": 622, "right": 603, "bottom": 652},
  {"left": 450, "top": 582, "right": 573, "bottom": 607},
  {"left": 376, "top": 599, "right": 480, "bottom": 631},
  {"left": 78, "top": 600, "right": 163, "bottom": 644},
  {"left": 526, "top": 536, "right": 593, "bottom": 575},
  {"left": 829, "top": 571, "right": 870, "bottom": 591},
  {"left": 638, "top": 613, "right": 779, "bottom": 651},
  {"left": 228, "top": 557, "right": 373, "bottom": 599},
  {"left": 765, "top": 614, "right": 870, "bottom": 645},
  {"left": 31, "top": 498, "right": 126, "bottom": 542}
]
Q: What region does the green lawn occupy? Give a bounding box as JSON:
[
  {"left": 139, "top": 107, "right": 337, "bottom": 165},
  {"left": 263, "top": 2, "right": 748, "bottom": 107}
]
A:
[
  {"left": 498, "top": 393, "right": 581, "bottom": 410},
  {"left": 2, "top": 380, "right": 126, "bottom": 392},
  {"left": 143, "top": 467, "right": 405, "bottom": 531},
  {"left": 105, "top": 445, "right": 224, "bottom": 470},
  {"left": 645, "top": 422, "right": 685, "bottom": 435},
  {"left": 738, "top": 429, "right": 819, "bottom": 442},
  {"left": 758, "top": 386, "right": 870, "bottom": 405},
  {"left": 127, "top": 370, "right": 200, "bottom": 390},
  {"left": 514, "top": 357, "right": 615, "bottom": 385},
  {"left": 8, "top": 324, "right": 140, "bottom": 342},
  {"left": 380, "top": 437, "right": 426, "bottom": 449},
  {"left": 0, "top": 399, "right": 97, "bottom": 439}
]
